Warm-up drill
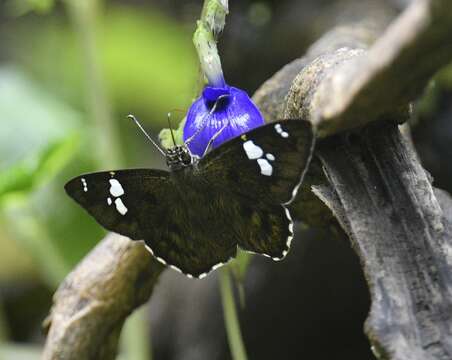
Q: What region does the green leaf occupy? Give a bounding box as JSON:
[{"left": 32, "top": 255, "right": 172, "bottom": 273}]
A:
[
  {"left": 0, "top": 67, "right": 81, "bottom": 200},
  {"left": 0, "top": 134, "right": 79, "bottom": 200}
]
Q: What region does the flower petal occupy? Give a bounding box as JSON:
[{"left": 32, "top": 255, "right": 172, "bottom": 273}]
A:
[{"left": 183, "top": 86, "right": 265, "bottom": 157}]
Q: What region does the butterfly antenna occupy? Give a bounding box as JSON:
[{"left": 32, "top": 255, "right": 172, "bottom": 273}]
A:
[
  {"left": 167, "top": 112, "right": 177, "bottom": 147},
  {"left": 127, "top": 114, "right": 166, "bottom": 157}
]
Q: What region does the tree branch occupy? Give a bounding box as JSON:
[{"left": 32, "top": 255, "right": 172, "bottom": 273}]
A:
[
  {"left": 43, "top": 234, "right": 163, "bottom": 359},
  {"left": 314, "top": 122, "right": 452, "bottom": 359},
  {"left": 253, "top": 0, "right": 452, "bottom": 358}
]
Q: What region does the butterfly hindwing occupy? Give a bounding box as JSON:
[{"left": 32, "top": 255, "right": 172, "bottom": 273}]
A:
[
  {"left": 234, "top": 202, "right": 293, "bottom": 260},
  {"left": 141, "top": 179, "right": 238, "bottom": 278}
]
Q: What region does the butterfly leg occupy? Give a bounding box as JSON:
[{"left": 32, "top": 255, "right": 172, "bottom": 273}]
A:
[
  {"left": 185, "top": 94, "right": 230, "bottom": 146},
  {"left": 202, "top": 117, "right": 230, "bottom": 157},
  {"left": 209, "top": 94, "right": 230, "bottom": 114}
]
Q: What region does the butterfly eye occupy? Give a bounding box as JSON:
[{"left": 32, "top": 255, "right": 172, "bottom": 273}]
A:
[{"left": 181, "top": 148, "right": 192, "bottom": 165}]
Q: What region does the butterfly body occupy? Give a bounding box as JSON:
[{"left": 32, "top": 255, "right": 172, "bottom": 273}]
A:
[{"left": 65, "top": 119, "right": 314, "bottom": 278}]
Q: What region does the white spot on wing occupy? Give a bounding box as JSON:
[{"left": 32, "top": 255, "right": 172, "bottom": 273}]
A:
[
  {"left": 144, "top": 245, "right": 154, "bottom": 255},
  {"left": 283, "top": 206, "right": 294, "bottom": 254},
  {"left": 144, "top": 242, "right": 233, "bottom": 279},
  {"left": 107, "top": 197, "right": 112, "bottom": 205},
  {"left": 283, "top": 131, "right": 315, "bottom": 206},
  {"left": 257, "top": 158, "right": 273, "bottom": 176},
  {"left": 212, "top": 263, "right": 224, "bottom": 271},
  {"left": 109, "top": 179, "right": 125, "bottom": 197},
  {"left": 266, "top": 153, "right": 275, "bottom": 161},
  {"left": 243, "top": 140, "right": 264, "bottom": 159},
  {"left": 274, "top": 123, "right": 290, "bottom": 138},
  {"left": 81, "top": 178, "right": 88, "bottom": 192},
  {"left": 114, "top": 198, "right": 128, "bottom": 215}
]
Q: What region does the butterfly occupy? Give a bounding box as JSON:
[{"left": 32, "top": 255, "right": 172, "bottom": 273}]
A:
[{"left": 65, "top": 118, "right": 314, "bottom": 278}]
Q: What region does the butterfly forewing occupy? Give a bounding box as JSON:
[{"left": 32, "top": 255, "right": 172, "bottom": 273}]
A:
[
  {"left": 64, "top": 169, "right": 168, "bottom": 240},
  {"left": 199, "top": 119, "right": 314, "bottom": 205}
]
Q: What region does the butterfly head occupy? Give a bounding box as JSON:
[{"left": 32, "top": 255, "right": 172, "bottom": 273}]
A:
[{"left": 166, "top": 145, "right": 193, "bottom": 170}]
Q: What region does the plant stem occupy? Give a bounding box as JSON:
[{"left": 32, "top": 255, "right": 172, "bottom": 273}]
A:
[
  {"left": 219, "top": 268, "right": 248, "bottom": 360},
  {"left": 194, "top": 0, "right": 229, "bottom": 87},
  {"left": 65, "top": 0, "right": 122, "bottom": 168},
  {"left": 0, "top": 300, "right": 9, "bottom": 343},
  {"left": 121, "top": 306, "right": 152, "bottom": 360}
]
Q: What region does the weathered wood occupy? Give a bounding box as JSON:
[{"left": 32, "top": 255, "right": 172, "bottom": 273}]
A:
[
  {"left": 313, "top": 122, "right": 452, "bottom": 359},
  {"left": 314, "top": 0, "right": 452, "bottom": 136},
  {"left": 253, "top": 1, "right": 452, "bottom": 358},
  {"left": 42, "top": 234, "right": 164, "bottom": 360}
]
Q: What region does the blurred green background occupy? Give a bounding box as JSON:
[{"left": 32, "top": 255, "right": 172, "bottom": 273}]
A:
[
  {"left": 0, "top": 0, "right": 199, "bottom": 358},
  {"left": 1, "top": 0, "right": 452, "bottom": 359}
]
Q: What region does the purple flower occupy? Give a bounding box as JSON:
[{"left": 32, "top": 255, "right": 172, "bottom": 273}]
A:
[{"left": 183, "top": 84, "right": 265, "bottom": 157}]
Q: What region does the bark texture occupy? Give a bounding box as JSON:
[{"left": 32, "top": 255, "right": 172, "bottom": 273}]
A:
[
  {"left": 313, "top": 123, "right": 452, "bottom": 359},
  {"left": 43, "top": 234, "right": 163, "bottom": 359}
]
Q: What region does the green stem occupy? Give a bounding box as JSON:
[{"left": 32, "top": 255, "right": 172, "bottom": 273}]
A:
[
  {"left": 65, "top": 0, "right": 122, "bottom": 168},
  {"left": 219, "top": 268, "right": 248, "bottom": 360},
  {"left": 194, "top": 0, "right": 229, "bottom": 87},
  {"left": 0, "top": 300, "right": 9, "bottom": 343},
  {"left": 121, "top": 306, "right": 152, "bottom": 360}
]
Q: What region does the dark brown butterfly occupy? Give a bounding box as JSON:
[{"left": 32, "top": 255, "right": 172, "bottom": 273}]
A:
[{"left": 65, "top": 119, "right": 314, "bottom": 278}]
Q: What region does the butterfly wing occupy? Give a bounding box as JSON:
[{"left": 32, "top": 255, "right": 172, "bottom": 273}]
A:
[
  {"left": 198, "top": 119, "right": 314, "bottom": 259},
  {"left": 199, "top": 119, "right": 314, "bottom": 205},
  {"left": 65, "top": 169, "right": 237, "bottom": 278},
  {"left": 233, "top": 203, "right": 294, "bottom": 260},
  {"left": 64, "top": 169, "right": 167, "bottom": 240}
]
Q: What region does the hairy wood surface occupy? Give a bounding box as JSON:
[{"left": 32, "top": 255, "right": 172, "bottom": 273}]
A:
[{"left": 44, "top": 0, "right": 452, "bottom": 358}]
